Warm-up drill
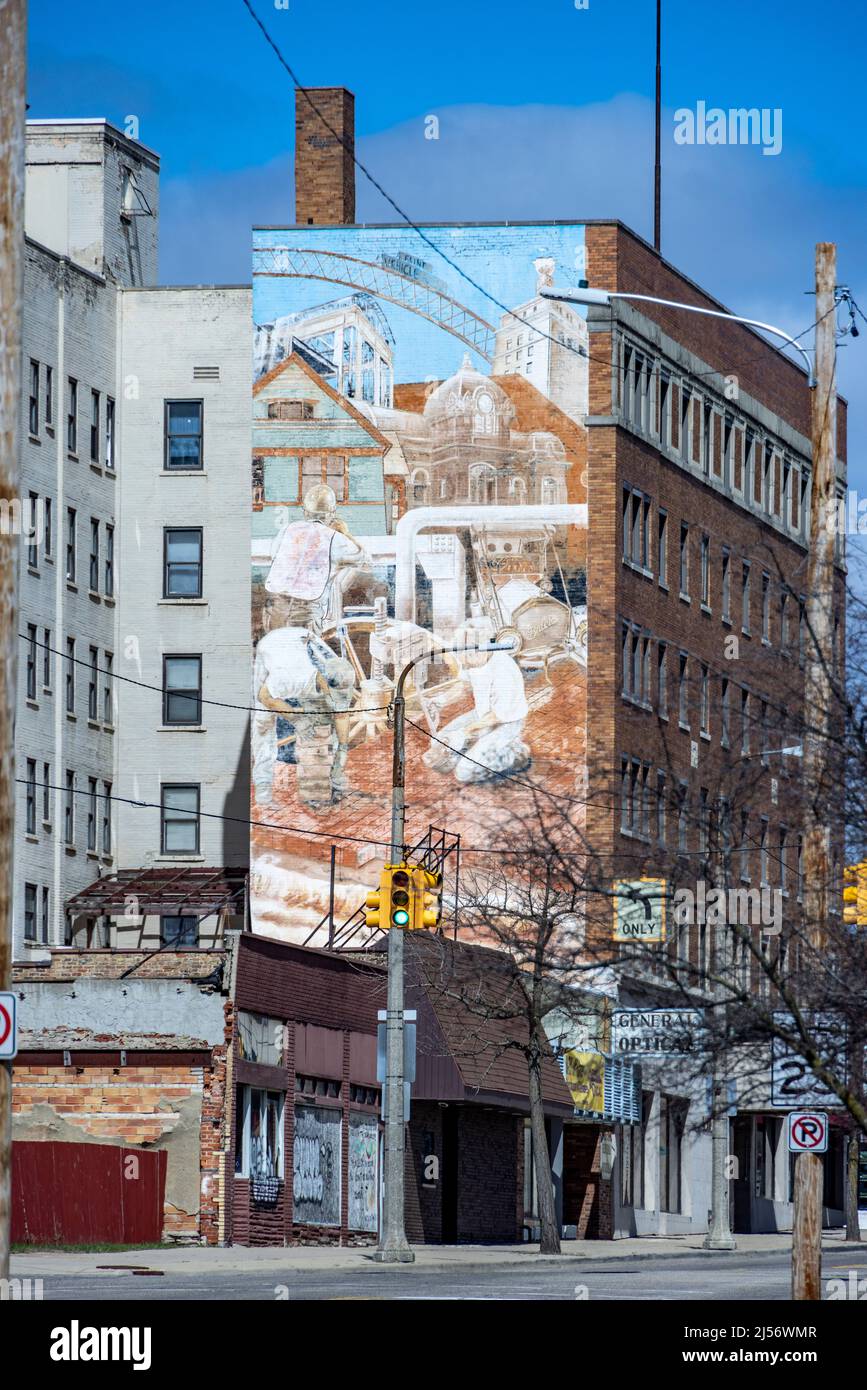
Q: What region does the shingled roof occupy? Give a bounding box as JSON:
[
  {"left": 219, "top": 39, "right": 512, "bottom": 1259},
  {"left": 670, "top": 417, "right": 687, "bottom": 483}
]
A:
[{"left": 405, "top": 932, "right": 573, "bottom": 1114}]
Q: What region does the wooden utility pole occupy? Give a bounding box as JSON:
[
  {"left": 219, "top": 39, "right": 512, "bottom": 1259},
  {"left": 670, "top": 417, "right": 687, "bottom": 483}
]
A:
[
  {"left": 793, "top": 242, "right": 838, "bottom": 1300},
  {"left": 0, "top": 0, "right": 26, "bottom": 1283}
]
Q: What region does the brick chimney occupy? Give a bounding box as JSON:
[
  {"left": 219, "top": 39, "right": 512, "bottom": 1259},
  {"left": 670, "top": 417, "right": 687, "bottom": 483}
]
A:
[{"left": 294, "top": 86, "right": 356, "bottom": 225}]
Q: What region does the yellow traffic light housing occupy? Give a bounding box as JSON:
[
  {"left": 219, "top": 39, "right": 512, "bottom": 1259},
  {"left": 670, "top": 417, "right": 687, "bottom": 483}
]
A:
[
  {"left": 844, "top": 861, "right": 867, "bottom": 926},
  {"left": 412, "top": 867, "right": 443, "bottom": 931},
  {"left": 364, "top": 870, "right": 388, "bottom": 931},
  {"left": 389, "top": 867, "right": 412, "bottom": 928}
]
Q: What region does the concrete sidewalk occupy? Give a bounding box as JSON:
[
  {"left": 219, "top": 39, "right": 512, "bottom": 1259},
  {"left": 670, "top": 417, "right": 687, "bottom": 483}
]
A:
[{"left": 11, "top": 1229, "right": 862, "bottom": 1279}]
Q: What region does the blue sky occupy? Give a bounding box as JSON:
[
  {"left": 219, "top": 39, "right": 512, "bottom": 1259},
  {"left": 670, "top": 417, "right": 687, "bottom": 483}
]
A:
[{"left": 29, "top": 0, "right": 866, "bottom": 486}]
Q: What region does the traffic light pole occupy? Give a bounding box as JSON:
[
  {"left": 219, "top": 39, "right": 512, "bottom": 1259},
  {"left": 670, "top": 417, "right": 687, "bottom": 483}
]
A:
[{"left": 375, "top": 642, "right": 514, "bottom": 1261}]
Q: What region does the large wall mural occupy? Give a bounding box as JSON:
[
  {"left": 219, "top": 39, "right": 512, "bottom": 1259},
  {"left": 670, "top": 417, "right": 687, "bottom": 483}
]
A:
[{"left": 251, "top": 224, "right": 590, "bottom": 941}]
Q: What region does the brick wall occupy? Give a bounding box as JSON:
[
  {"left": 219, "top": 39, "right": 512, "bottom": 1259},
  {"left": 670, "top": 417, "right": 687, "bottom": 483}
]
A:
[
  {"left": 563, "top": 1124, "right": 614, "bottom": 1238},
  {"left": 13, "top": 1055, "right": 214, "bottom": 1240},
  {"left": 294, "top": 87, "right": 355, "bottom": 225}
]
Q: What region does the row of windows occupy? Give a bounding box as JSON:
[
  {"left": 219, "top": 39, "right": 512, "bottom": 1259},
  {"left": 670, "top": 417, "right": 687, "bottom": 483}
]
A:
[
  {"left": 24, "top": 628, "right": 115, "bottom": 725},
  {"left": 617, "top": 338, "right": 826, "bottom": 550},
  {"left": 28, "top": 362, "right": 116, "bottom": 469},
  {"left": 24, "top": 498, "right": 115, "bottom": 599},
  {"left": 620, "top": 624, "right": 798, "bottom": 755},
  {"left": 622, "top": 490, "right": 841, "bottom": 668},
  {"left": 619, "top": 757, "right": 802, "bottom": 890}
]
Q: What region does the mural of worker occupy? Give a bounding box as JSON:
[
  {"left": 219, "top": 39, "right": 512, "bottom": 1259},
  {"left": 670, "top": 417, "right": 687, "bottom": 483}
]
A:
[
  {"left": 253, "top": 485, "right": 364, "bottom": 809},
  {"left": 422, "top": 615, "right": 531, "bottom": 784},
  {"left": 263, "top": 483, "right": 367, "bottom": 634}
]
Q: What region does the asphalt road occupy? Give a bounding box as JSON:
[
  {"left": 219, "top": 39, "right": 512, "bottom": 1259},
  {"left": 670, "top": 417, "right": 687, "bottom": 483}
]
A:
[{"left": 27, "top": 1247, "right": 867, "bottom": 1301}]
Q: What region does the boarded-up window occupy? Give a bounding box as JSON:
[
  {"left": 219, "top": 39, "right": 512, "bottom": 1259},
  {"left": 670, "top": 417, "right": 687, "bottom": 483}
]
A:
[
  {"left": 670, "top": 383, "right": 681, "bottom": 452},
  {"left": 348, "top": 1113, "right": 378, "bottom": 1232},
  {"left": 773, "top": 453, "right": 782, "bottom": 517},
  {"left": 293, "top": 1104, "right": 341, "bottom": 1227},
  {"left": 733, "top": 427, "right": 744, "bottom": 492},
  {"left": 691, "top": 398, "right": 702, "bottom": 465},
  {"left": 712, "top": 412, "right": 723, "bottom": 477}
]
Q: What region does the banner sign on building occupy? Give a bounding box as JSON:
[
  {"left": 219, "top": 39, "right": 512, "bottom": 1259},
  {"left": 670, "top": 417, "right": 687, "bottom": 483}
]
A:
[
  {"left": 612, "top": 878, "right": 667, "bottom": 943},
  {"left": 250, "top": 224, "right": 589, "bottom": 944},
  {"left": 611, "top": 1008, "right": 704, "bottom": 1056}
]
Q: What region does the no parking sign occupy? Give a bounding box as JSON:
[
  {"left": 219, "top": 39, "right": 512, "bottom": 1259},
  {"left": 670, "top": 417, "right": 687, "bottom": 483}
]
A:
[
  {"left": 0, "top": 993, "right": 17, "bottom": 1059},
  {"left": 787, "top": 1111, "right": 828, "bottom": 1153}
]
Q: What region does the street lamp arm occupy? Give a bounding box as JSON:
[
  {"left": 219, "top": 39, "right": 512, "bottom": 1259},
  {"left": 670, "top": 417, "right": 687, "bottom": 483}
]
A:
[{"left": 539, "top": 286, "right": 815, "bottom": 386}]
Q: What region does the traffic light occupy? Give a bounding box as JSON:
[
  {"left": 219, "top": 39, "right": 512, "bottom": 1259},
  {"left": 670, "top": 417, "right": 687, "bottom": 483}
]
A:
[
  {"left": 389, "top": 866, "right": 412, "bottom": 928},
  {"left": 411, "top": 867, "right": 443, "bottom": 932},
  {"left": 364, "top": 868, "right": 390, "bottom": 932},
  {"left": 844, "top": 861, "right": 867, "bottom": 926}
]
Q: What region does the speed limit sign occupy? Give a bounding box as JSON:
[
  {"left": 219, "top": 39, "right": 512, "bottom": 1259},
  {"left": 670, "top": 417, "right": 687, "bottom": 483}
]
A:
[{"left": 787, "top": 1111, "right": 828, "bottom": 1153}]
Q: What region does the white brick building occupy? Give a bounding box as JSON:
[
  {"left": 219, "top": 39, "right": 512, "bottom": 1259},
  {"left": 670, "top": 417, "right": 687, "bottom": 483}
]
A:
[{"left": 15, "top": 120, "right": 251, "bottom": 958}]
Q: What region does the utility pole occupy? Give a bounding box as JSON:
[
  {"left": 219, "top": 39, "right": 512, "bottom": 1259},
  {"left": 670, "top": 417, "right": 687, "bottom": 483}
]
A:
[
  {"left": 0, "top": 0, "right": 26, "bottom": 1284},
  {"left": 375, "top": 641, "right": 514, "bottom": 1260},
  {"left": 653, "top": 0, "right": 662, "bottom": 252},
  {"left": 703, "top": 920, "right": 736, "bottom": 1252},
  {"left": 793, "top": 242, "right": 838, "bottom": 1300},
  {"left": 374, "top": 655, "right": 414, "bottom": 1262}
]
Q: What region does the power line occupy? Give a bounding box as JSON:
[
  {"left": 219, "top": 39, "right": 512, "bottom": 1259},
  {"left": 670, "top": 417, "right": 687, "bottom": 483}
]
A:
[{"left": 240, "top": 0, "right": 826, "bottom": 393}]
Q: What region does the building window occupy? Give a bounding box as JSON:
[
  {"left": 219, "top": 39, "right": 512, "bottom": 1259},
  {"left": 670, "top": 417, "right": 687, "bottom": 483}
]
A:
[
  {"left": 105, "top": 524, "right": 114, "bottom": 597},
  {"left": 103, "top": 652, "right": 113, "bottom": 724},
  {"left": 105, "top": 397, "right": 115, "bottom": 470},
  {"left": 66, "top": 507, "right": 76, "bottom": 583},
  {"left": 29, "top": 360, "right": 39, "bottom": 435},
  {"left": 657, "top": 641, "right": 668, "bottom": 718},
  {"left": 64, "top": 769, "right": 75, "bottom": 844},
  {"left": 27, "top": 492, "right": 39, "bottom": 568},
  {"left": 42, "top": 628, "right": 51, "bottom": 688},
  {"left": 779, "top": 827, "right": 789, "bottom": 895},
  {"left": 161, "top": 783, "right": 200, "bottom": 854},
  {"left": 42, "top": 762, "right": 50, "bottom": 822},
  {"left": 88, "top": 646, "right": 98, "bottom": 720},
  {"left": 89, "top": 518, "right": 99, "bottom": 592},
  {"left": 65, "top": 637, "right": 75, "bottom": 713},
  {"left": 45, "top": 365, "right": 53, "bottom": 428},
  {"left": 102, "top": 782, "right": 112, "bottom": 855},
  {"left": 267, "top": 399, "right": 314, "bottom": 421},
  {"left": 44, "top": 496, "right": 52, "bottom": 560},
  {"left": 67, "top": 377, "right": 77, "bottom": 453},
  {"left": 161, "top": 914, "right": 198, "bottom": 946},
  {"left": 25, "top": 624, "right": 36, "bottom": 700},
  {"left": 163, "top": 655, "right": 202, "bottom": 725},
  {"left": 656, "top": 770, "right": 667, "bottom": 843},
  {"left": 41, "top": 886, "right": 49, "bottom": 944},
  {"left": 658, "top": 509, "right": 668, "bottom": 587},
  {"left": 762, "top": 572, "right": 771, "bottom": 642},
  {"left": 24, "top": 883, "right": 37, "bottom": 940},
  {"left": 235, "top": 1087, "right": 284, "bottom": 1180},
  {"left": 721, "top": 677, "right": 730, "bottom": 748},
  {"left": 25, "top": 759, "right": 36, "bottom": 835},
  {"left": 411, "top": 468, "right": 431, "bottom": 504},
  {"left": 164, "top": 400, "right": 204, "bottom": 470},
  {"left": 721, "top": 548, "right": 731, "bottom": 623},
  {"left": 678, "top": 652, "right": 689, "bottom": 728},
  {"left": 677, "top": 782, "right": 689, "bottom": 853},
  {"left": 700, "top": 663, "right": 710, "bottom": 737},
  {"left": 90, "top": 390, "right": 100, "bottom": 462},
  {"left": 740, "top": 689, "right": 750, "bottom": 755},
  {"left": 741, "top": 562, "right": 751, "bottom": 634},
  {"left": 739, "top": 810, "right": 751, "bottom": 882},
  {"left": 299, "top": 454, "right": 346, "bottom": 501},
  {"left": 164, "top": 528, "right": 203, "bottom": 598},
  {"left": 87, "top": 777, "right": 97, "bottom": 852},
  {"left": 700, "top": 535, "right": 710, "bottom": 608},
  {"left": 760, "top": 818, "right": 770, "bottom": 886},
  {"left": 679, "top": 522, "right": 689, "bottom": 597}
]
